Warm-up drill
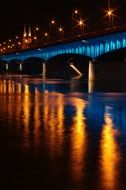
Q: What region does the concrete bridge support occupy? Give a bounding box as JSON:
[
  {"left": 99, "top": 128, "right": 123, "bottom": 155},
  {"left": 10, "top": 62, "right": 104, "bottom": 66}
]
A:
[
  {"left": 88, "top": 61, "right": 95, "bottom": 81},
  {"left": 88, "top": 80, "right": 94, "bottom": 93},
  {"left": 42, "top": 62, "right": 46, "bottom": 78},
  {"left": 19, "top": 62, "right": 23, "bottom": 72},
  {"left": 88, "top": 61, "right": 95, "bottom": 93},
  {"left": 6, "top": 63, "right": 9, "bottom": 71}
]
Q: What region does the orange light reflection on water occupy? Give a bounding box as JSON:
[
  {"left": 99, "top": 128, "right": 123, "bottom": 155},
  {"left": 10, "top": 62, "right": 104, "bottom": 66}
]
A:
[
  {"left": 33, "top": 87, "right": 41, "bottom": 151},
  {"left": 100, "top": 109, "right": 121, "bottom": 190},
  {"left": 69, "top": 98, "right": 87, "bottom": 182},
  {"left": 23, "top": 84, "right": 31, "bottom": 148},
  {"left": 43, "top": 92, "right": 64, "bottom": 157}
]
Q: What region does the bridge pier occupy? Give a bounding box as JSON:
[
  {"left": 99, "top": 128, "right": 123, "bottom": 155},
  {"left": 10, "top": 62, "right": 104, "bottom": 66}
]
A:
[
  {"left": 88, "top": 80, "right": 94, "bottom": 93},
  {"left": 6, "top": 63, "right": 9, "bottom": 71},
  {"left": 42, "top": 62, "right": 46, "bottom": 78},
  {"left": 88, "top": 61, "right": 95, "bottom": 81},
  {"left": 19, "top": 62, "right": 23, "bottom": 71}
]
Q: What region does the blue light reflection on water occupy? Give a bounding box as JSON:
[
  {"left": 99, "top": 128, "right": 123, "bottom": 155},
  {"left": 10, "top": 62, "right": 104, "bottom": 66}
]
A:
[{"left": 0, "top": 75, "right": 126, "bottom": 190}]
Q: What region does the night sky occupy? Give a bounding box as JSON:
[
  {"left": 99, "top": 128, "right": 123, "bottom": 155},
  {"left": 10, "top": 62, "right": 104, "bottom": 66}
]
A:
[{"left": 0, "top": 0, "right": 126, "bottom": 41}]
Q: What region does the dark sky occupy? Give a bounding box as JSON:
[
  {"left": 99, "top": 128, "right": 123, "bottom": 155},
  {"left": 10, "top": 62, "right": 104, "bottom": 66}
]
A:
[{"left": 0, "top": 0, "right": 126, "bottom": 41}]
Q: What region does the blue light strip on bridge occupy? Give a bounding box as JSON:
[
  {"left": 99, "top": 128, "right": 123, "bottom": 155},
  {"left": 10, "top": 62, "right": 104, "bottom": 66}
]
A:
[{"left": 1, "top": 31, "right": 126, "bottom": 62}]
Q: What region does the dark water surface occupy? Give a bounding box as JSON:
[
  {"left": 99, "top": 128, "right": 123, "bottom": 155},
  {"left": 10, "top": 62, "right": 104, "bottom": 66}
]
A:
[{"left": 1, "top": 75, "right": 126, "bottom": 190}]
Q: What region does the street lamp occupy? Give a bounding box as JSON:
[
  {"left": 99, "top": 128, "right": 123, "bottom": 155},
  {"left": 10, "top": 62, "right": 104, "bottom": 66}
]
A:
[
  {"left": 74, "top": 10, "right": 78, "bottom": 14},
  {"left": 44, "top": 32, "right": 48, "bottom": 37},
  {"left": 34, "top": 26, "right": 40, "bottom": 42},
  {"left": 107, "top": 9, "right": 114, "bottom": 26},
  {"left": 100, "top": 0, "right": 117, "bottom": 28},
  {"left": 49, "top": 19, "right": 56, "bottom": 40},
  {"left": 106, "top": 0, "right": 114, "bottom": 27},
  {"left": 72, "top": 9, "right": 84, "bottom": 36},
  {"left": 51, "top": 20, "right": 55, "bottom": 25},
  {"left": 34, "top": 36, "right": 37, "bottom": 40},
  {"left": 77, "top": 18, "right": 85, "bottom": 34},
  {"left": 44, "top": 32, "right": 49, "bottom": 42},
  {"left": 58, "top": 27, "right": 64, "bottom": 39},
  {"left": 35, "top": 27, "right": 39, "bottom": 31},
  {"left": 72, "top": 9, "right": 80, "bottom": 21}
]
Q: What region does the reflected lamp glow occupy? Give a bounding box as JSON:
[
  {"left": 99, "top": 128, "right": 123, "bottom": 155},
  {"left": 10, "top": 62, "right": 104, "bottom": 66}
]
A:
[
  {"left": 100, "top": 110, "right": 120, "bottom": 190},
  {"left": 70, "top": 98, "right": 87, "bottom": 182}
]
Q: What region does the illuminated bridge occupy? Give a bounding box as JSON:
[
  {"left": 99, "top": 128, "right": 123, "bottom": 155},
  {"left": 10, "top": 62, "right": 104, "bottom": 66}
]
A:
[
  {"left": 1, "top": 25, "right": 126, "bottom": 61},
  {"left": 1, "top": 24, "right": 126, "bottom": 79}
]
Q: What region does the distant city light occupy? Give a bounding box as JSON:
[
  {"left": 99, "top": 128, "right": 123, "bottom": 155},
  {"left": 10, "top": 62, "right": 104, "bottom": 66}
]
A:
[
  {"left": 59, "top": 27, "right": 63, "bottom": 32},
  {"left": 51, "top": 20, "right": 55, "bottom": 24},
  {"left": 34, "top": 36, "right": 37, "bottom": 40},
  {"left": 74, "top": 10, "right": 78, "bottom": 14},
  {"left": 44, "top": 33, "right": 48, "bottom": 36},
  {"left": 36, "top": 27, "right": 39, "bottom": 31},
  {"left": 107, "top": 10, "right": 112, "bottom": 16}
]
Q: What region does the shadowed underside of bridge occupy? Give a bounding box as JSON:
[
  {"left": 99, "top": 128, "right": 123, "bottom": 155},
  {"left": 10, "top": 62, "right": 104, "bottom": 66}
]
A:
[
  {"left": 0, "top": 54, "right": 90, "bottom": 77},
  {"left": 1, "top": 31, "right": 126, "bottom": 62}
]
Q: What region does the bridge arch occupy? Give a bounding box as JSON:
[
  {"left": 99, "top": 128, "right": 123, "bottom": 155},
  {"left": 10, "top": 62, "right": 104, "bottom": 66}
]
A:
[
  {"left": 96, "top": 48, "right": 126, "bottom": 61},
  {"left": 8, "top": 59, "right": 23, "bottom": 73},
  {"left": 46, "top": 53, "right": 92, "bottom": 78},
  {"left": 92, "top": 48, "right": 126, "bottom": 80},
  {"left": 22, "top": 57, "right": 44, "bottom": 74}
]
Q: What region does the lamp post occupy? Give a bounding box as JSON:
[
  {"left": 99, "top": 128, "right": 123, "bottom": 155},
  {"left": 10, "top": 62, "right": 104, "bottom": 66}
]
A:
[
  {"left": 49, "top": 19, "right": 56, "bottom": 40},
  {"left": 58, "top": 27, "right": 64, "bottom": 40},
  {"left": 33, "top": 26, "right": 40, "bottom": 44},
  {"left": 44, "top": 32, "right": 49, "bottom": 43},
  {"left": 72, "top": 9, "right": 81, "bottom": 35},
  {"left": 78, "top": 18, "right": 85, "bottom": 34},
  {"left": 107, "top": 0, "right": 114, "bottom": 27},
  {"left": 72, "top": 9, "right": 80, "bottom": 24}
]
